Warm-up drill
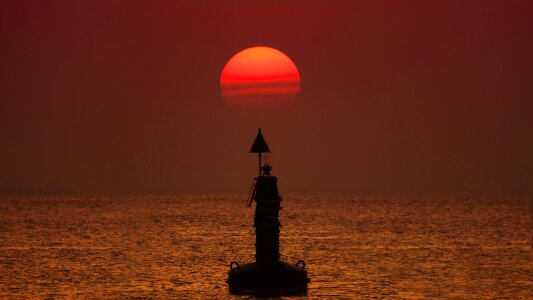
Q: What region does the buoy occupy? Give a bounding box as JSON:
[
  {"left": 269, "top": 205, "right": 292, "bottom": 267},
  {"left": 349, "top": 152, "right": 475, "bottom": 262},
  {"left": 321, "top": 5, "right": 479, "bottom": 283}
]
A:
[{"left": 227, "top": 129, "right": 309, "bottom": 296}]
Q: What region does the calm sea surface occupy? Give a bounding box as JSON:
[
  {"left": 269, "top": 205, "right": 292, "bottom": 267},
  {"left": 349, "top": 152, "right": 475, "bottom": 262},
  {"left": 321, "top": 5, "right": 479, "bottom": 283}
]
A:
[{"left": 0, "top": 195, "right": 531, "bottom": 299}]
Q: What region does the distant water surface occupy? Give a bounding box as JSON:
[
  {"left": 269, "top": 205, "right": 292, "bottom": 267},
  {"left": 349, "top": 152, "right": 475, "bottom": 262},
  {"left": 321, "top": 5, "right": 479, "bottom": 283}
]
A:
[{"left": 0, "top": 195, "right": 531, "bottom": 299}]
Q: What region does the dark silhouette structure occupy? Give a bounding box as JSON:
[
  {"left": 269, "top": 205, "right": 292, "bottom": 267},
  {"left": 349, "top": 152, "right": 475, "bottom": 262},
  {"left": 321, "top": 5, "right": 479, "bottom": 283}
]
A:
[
  {"left": 249, "top": 128, "right": 270, "bottom": 176},
  {"left": 227, "top": 129, "right": 309, "bottom": 295}
]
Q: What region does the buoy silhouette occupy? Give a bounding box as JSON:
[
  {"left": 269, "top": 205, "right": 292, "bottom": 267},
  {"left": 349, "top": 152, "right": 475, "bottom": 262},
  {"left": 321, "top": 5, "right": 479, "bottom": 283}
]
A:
[{"left": 227, "top": 129, "right": 309, "bottom": 295}]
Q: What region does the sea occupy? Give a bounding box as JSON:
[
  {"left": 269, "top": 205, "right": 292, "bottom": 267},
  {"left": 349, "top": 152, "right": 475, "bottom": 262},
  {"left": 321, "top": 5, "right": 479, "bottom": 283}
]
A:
[{"left": 0, "top": 194, "right": 531, "bottom": 299}]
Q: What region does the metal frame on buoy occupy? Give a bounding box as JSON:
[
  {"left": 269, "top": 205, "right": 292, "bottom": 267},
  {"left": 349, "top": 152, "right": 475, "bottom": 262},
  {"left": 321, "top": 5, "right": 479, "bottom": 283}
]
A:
[{"left": 227, "top": 129, "right": 309, "bottom": 296}]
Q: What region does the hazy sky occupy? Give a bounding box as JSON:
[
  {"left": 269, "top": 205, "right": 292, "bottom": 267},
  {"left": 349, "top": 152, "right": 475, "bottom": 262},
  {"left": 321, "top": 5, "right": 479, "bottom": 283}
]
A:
[{"left": 1, "top": 1, "right": 532, "bottom": 194}]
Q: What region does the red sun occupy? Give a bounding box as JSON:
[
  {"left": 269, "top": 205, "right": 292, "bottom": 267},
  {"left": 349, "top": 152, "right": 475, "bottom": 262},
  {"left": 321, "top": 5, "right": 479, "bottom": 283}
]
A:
[{"left": 220, "top": 46, "right": 301, "bottom": 105}]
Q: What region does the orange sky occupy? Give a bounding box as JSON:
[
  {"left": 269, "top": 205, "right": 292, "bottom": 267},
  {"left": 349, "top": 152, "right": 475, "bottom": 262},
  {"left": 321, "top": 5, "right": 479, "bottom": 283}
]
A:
[{"left": 0, "top": 1, "right": 532, "bottom": 194}]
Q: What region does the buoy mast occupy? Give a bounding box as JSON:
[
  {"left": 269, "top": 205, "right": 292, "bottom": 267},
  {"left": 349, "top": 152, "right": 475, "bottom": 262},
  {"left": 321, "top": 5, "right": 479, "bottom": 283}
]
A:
[{"left": 249, "top": 128, "right": 270, "bottom": 176}]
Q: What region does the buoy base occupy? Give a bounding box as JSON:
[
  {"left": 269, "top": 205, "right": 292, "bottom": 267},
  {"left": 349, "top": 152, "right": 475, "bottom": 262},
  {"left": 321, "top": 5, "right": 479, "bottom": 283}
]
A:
[{"left": 227, "top": 262, "right": 309, "bottom": 296}]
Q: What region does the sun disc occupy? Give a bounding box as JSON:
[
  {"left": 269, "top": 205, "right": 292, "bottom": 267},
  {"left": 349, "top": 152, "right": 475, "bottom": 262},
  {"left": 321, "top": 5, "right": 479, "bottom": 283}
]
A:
[{"left": 220, "top": 46, "right": 301, "bottom": 105}]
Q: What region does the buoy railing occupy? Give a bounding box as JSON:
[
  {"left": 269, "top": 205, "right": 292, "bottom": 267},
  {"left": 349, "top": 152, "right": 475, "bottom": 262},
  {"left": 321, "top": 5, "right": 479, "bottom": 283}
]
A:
[{"left": 246, "top": 177, "right": 257, "bottom": 207}]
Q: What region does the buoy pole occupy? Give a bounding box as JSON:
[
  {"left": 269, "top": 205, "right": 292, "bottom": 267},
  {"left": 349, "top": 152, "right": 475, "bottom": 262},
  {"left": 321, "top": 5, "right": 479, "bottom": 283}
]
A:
[
  {"left": 258, "top": 152, "right": 262, "bottom": 177},
  {"left": 250, "top": 128, "right": 269, "bottom": 177}
]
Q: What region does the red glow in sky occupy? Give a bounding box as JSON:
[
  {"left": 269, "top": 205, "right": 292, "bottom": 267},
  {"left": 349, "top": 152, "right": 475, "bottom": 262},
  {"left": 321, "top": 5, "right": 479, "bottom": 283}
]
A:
[{"left": 0, "top": 1, "right": 531, "bottom": 194}]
